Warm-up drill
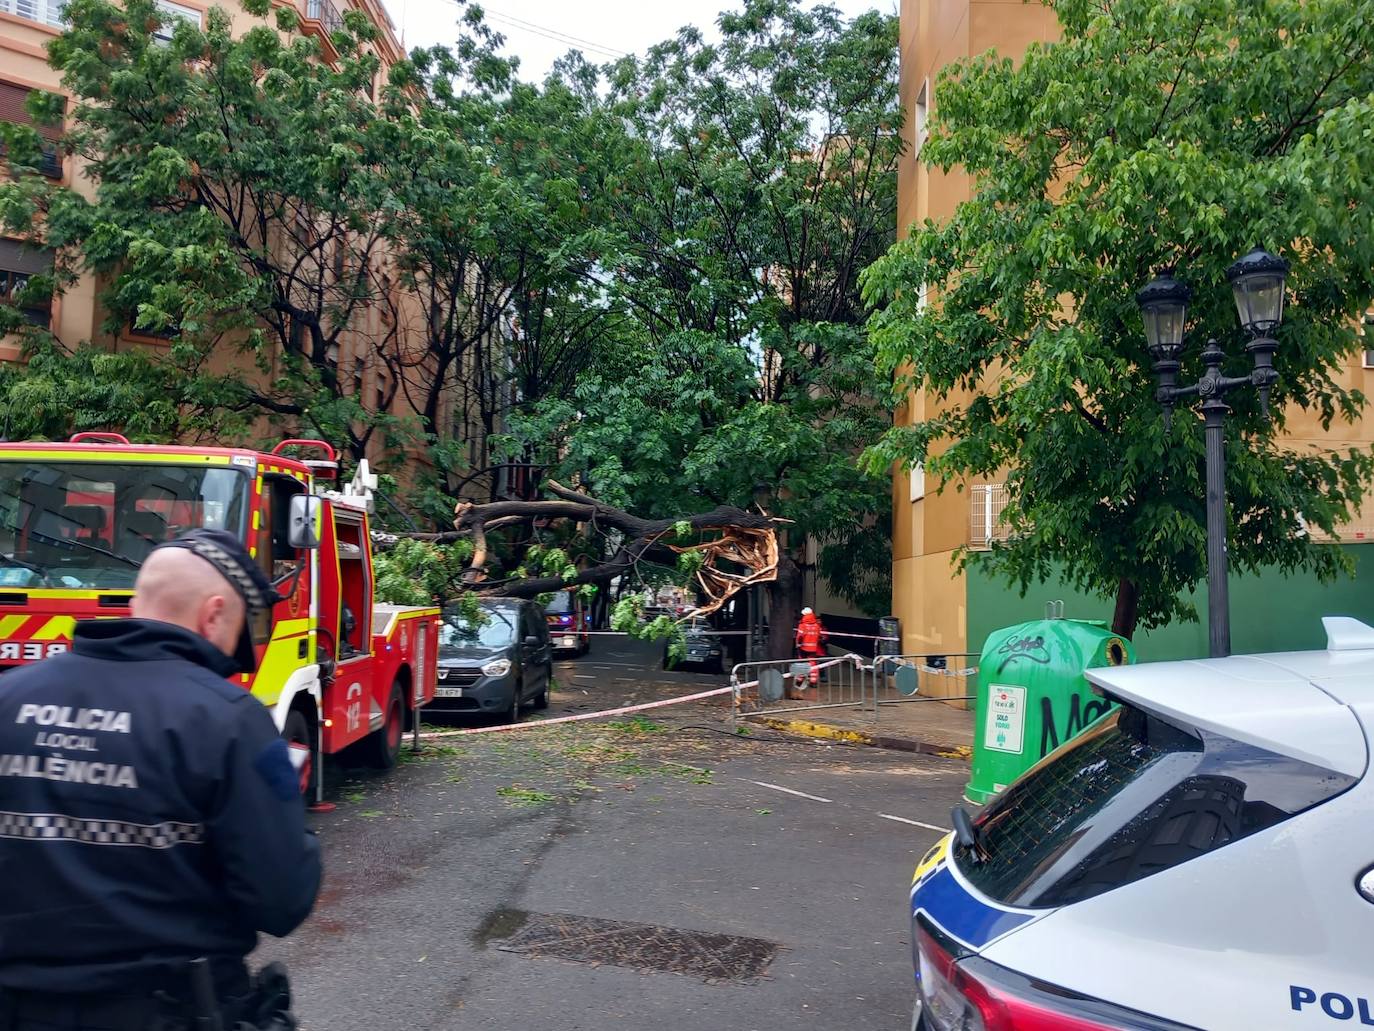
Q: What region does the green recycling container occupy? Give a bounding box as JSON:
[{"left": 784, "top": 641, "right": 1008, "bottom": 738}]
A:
[{"left": 966, "top": 619, "right": 1134, "bottom": 804}]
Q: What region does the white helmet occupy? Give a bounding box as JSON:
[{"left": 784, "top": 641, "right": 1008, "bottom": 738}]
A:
[{"left": 801, "top": 607, "right": 814, "bottom": 616}]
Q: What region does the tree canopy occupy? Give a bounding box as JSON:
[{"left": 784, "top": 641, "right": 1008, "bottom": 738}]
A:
[
  {"left": 862, "top": 0, "right": 1374, "bottom": 636},
  {"left": 0, "top": 0, "right": 901, "bottom": 654},
  {"left": 508, "top": 1, "right": 902, "bottom": 653}
]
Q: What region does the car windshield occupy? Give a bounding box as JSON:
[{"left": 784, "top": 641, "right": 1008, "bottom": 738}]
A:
[
  {"left": 440, "top": 608, "right": 516, "bottom": 652},
  {"left": 0, "top": 460, "right": 249, "bottom": 589},
  {"left": 545, "top": 591, "right": 574, "bottom": 615},
  {"left": 955, "top": 703, "right": 1358, "bottom": 908}
]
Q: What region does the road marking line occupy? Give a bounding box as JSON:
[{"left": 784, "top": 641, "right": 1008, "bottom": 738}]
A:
[
  {"left": 747, "top": 780, "right": 833, "bottom": 804},
  {"left": 879, "top": 813, "right": 947, "bottom": 832}
]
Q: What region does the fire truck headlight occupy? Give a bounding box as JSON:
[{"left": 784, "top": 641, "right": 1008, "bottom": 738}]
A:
[{"left": 482, "top": 659, "right": 513, "bottom": 678}]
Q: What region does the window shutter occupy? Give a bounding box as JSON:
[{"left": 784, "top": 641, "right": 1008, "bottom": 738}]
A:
[
  {"left": 0, "top": 237, "right": 53, "bottom": 276},
  {"left": 0, "top": 81, "right": 62, "bottom": 142}
]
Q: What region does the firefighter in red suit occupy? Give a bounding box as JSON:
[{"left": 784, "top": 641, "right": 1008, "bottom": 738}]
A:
[{"left": 794, "top": 608, "right": 828, "bottom": 685}]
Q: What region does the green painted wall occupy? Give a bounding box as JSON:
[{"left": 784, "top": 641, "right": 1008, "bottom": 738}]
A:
[{"left": 965, "top": 545, "right": 1374, "bottom": 662}]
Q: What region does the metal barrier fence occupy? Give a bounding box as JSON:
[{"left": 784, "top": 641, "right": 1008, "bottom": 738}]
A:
[{"left": 729, "top": 651, "right": 979, "bottom": 726}]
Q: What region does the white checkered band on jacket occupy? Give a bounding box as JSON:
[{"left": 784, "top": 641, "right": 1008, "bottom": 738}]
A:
[
  {"left": 184, "top": 538, "right": 275, "bottom": 611},
  {"left": 0, "top": 811, "right": 205, "bottom": 849}
]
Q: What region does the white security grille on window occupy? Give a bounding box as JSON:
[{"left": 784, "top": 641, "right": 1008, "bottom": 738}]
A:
[
  {"left": 970, "top": 483, "right": 1011, "bottom": 548},
  {"left": 1, "top": 0, "right": 65, "bottom": 28},
  {"left": 153, "top": 0, "right": 202, "bottom": 40}
]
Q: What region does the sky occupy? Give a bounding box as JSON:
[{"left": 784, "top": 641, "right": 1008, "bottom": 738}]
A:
[{"left": 379, "top": 0, "right": 896, "bottom": 81}]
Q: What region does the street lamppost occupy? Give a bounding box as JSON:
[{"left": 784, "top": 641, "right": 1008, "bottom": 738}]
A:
[{"left": 1136, "top": 247, "right": 1290, "bottom": 659}]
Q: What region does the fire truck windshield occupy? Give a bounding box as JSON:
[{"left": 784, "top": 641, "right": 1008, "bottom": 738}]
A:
[{"left": 0, "top": 461, "right": 249, "bottom": 589}]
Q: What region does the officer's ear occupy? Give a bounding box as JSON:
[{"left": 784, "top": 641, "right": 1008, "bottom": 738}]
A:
[{"left": 199, "top": 591, "right": 242, "bottom": 647}]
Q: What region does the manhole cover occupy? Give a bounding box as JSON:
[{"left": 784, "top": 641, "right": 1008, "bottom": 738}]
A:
[{"left": 485, "top": 909, "right": 779, "bottom": 983}]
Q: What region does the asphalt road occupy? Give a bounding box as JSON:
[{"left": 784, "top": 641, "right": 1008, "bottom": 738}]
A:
[{"left": 255, "top": 636, "right": 968, "bottom": 1030}]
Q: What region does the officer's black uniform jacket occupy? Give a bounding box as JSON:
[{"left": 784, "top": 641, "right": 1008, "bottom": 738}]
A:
[{"left": 0, "top": 619, "right": 322, "bottom": 995}]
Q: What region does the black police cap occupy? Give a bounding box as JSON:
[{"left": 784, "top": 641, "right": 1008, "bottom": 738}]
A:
[{"left": 152, "top": 528, "right": 281, "bottom": 673}]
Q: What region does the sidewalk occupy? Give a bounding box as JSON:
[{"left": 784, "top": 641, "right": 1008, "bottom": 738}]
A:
[{"left": 743, "top": 698, "right": 974, "bottom": 759}]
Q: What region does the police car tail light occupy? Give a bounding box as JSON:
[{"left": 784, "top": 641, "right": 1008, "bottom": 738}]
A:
[
  {"left": 916, "top": 924, "right": 988, "bottom": 1030},
  {"left": 917, "top": 925, "right": 1190, "bottom": 1031}
]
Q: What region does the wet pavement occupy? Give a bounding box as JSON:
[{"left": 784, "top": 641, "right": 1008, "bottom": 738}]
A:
[{"left": 255, "top": 637, "right": 969, "bottom": 1030}]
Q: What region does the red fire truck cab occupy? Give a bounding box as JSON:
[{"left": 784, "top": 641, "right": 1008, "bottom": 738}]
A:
[{"left": 0, "top": 434, "right": 439, "bottom": 796}]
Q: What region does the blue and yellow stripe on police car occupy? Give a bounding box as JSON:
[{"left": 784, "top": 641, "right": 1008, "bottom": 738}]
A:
[
  {"left": 913, "top": 831, "right": 952, "bottom": 888},
  {"left": 909, "top": 830, "right": 1041, "bottom": 951}
]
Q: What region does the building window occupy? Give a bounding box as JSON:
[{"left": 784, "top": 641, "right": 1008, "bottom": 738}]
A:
[
  {"left": 970, "top": 483, "right": 1011, "bottom": 549},
  {"left": 909, "top": 463, "right": 925, "bottom": 503},
  {"left": 914, "top": 79, "right": 929, "bottom": 153},
  {"left": 152, "top": 0, "right": 202, "bottom": 42},
  {"left": 0, "top": 238, "right": 54, "bottom": 328},
  {"left": 0, "top": 0, "right": 65, "bottom": 30},
  {"left": 126, "top": 315, "right": 178, "bottom": 341},
  {"left": 0, "top": 81, "right": 63, "bottom": 178},
  {"left": 1363, "top": 312, "right": 1374, "bottom": 369}
]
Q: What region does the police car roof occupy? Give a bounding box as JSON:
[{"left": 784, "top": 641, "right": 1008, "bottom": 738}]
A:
[{"left": 1085, "top": 619, "right": 1374, "bottom": 779}]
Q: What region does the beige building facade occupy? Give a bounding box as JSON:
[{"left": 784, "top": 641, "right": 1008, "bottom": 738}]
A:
[{"left": 893, "top": 0, "right": 1374, "bottom": 662}]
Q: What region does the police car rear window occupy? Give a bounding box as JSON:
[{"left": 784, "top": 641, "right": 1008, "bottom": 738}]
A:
[{"left": 954, "top": 703, "right": 1358, "bottom": 908}]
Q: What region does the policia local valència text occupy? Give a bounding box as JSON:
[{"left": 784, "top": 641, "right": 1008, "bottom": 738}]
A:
[{"left": 0, "top": 704, "right": 139, "bottom": 789}]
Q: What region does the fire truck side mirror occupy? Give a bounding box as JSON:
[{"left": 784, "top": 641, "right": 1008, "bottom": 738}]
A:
[{"left": 287, "top": 494, "right": 322, "bottom": 550}]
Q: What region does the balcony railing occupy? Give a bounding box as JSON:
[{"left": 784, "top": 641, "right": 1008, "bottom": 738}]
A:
[
  {"left": 0, "top": 0, "right": 65, "bottom": 28},
  {"left": 304, "top": 0, "right": 343, "bottom": 34}
]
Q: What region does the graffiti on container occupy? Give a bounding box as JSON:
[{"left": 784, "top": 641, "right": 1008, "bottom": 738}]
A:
[
  {"left": 995, "top": 634, "right": 1050, "bottom": 673},
  {"left": 1038, "top": 693, "right": 1114, "bottom": 759}
]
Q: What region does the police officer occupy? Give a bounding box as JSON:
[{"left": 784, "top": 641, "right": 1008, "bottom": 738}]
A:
[{"left": 0, "top": 529, "right": 322, "bottom": 1029}]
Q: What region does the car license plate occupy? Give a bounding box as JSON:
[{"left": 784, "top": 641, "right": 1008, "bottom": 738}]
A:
[
  {"left": 560, "top": 636, "right": 578, "bottom": 648},
  {"left": 435, "top": 687, "right": 464, "bottom": 698}
]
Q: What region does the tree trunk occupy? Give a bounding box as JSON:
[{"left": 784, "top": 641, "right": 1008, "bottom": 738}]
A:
[
  {"left": 1112, "top": 577, "right": 1139, "bottom": 639},
  {"left": 766, "top": 553, "right": 803, "bottom": 661}
]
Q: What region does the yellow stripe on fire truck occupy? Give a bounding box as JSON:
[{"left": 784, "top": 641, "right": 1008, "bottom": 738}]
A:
[{"left": 247, "top": 617, "right": 313, "bottom": 706}]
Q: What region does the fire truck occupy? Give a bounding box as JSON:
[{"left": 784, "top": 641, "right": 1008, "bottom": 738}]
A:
[{"left": 0, "top": 433, "right": 440, "bottom": 798}]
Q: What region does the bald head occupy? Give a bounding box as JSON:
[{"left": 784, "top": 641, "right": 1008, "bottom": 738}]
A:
[{"left": 132, "top": 547, "right": 247, "bottom": 660}]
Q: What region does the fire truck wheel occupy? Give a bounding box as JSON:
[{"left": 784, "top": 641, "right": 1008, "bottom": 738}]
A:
[
  {"left": 283, "top": 708, "right": 314, "bottom": 799},
  {"left": 360, "top": 682, "right": 405, "bottom": 770}
]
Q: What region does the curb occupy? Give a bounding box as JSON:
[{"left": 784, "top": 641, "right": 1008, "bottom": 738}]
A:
[{"left": 744, "top": 715, "right": 972, "bottom": 761}]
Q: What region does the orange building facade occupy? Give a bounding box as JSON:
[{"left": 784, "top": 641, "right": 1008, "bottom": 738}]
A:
[{"left": 892, "top": 0, "right": 1374, "bottom": 662}]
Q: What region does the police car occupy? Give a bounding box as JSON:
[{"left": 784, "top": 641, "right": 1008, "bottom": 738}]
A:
[{"left": 910, "top": 616, "right": 1374, "bottom": 1031}]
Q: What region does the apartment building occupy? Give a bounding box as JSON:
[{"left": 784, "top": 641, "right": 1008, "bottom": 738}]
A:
[
  {"left": 0, "top": 0, "right": 507, "bottom": 477},
  {"left": 893, "top": 0, "right": 1374, "bottom": 663}
]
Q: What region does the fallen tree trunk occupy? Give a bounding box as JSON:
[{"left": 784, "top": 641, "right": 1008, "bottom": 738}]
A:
[
  {"left": 375, "top": 480, "right": 782, "bottom": 619},
  {"left": 455, "top": 482, "right": 779, "bottom": 617}
]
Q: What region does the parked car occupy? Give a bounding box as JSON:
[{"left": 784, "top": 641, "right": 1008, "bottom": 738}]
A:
[
  {"left": 545, "top": 589, "right": 591, "bottom": 656},
  {"left": 431, "top": 599, "right": 552, "bottom": 723},
  {"left": 909, "top": 615, "right": 1374, "bottom": 1031},
  {"left": 663, "top": 617, "right": 724, "bottom": 674}
]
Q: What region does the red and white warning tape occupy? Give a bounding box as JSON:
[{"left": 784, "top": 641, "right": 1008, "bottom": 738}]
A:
[
  {"left": 417, "top": 683, "right": 743, "bottom": 738},
  {"left": 548, "top": 629, "right": 899, "bottom": 642}
]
